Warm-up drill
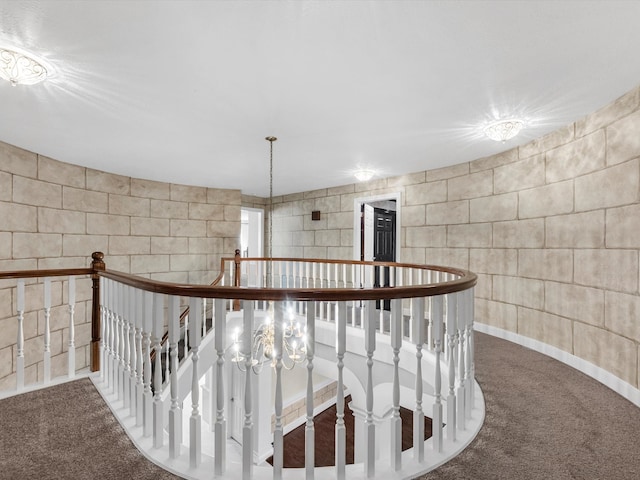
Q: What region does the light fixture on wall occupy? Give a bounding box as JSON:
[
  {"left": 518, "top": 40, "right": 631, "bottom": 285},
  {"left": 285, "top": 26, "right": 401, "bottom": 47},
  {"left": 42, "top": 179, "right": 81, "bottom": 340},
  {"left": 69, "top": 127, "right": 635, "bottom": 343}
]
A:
[
  {"left": 483, "top": 118, "right": 524, "bottom": 143},
  {"left": 0, "top": 47, "right": 49, "bottom": 86},
  {"left": 354, "top": 169, "right": 375, "bottom": 182}
]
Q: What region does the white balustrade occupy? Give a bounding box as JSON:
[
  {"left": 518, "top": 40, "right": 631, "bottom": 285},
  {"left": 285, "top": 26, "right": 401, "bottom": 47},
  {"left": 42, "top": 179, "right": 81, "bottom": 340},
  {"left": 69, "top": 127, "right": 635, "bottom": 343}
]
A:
[
  {"left": 242, "top": 300, "right": 254, "bottom": 480},
  {"left": 390, "top": 298, "right": 402, "bottom": 471},
  {"left": 143, "top": 290, "right": 153, "bottom": 437},
  {"left": 335, "top": 301, "right": 347, "bottom": 480},
  {"left": 152, "top": 292, "right": 164, "bottom": 449},
  {"left": 305, "top": 305, "right": 316, "bottom": 480},
  {"left": 364, "top": 299, "right": 376, "bottom": 478},
  {"left": 43, "top": 277, "right": 51, "bottom": 383},
  {"left": 135, "top": 288, "right": 144, "bottom": 426},
  {"left": 432, "top": 295, "right": 444, "bottom": 453},
  {"left": 68, "top": 276, "right": 76, "bottom": 379},
  {"left": 16, "top": 279, "right": 25, "bottom": 391},
  {"left": 189, "top": 297, "right": 202, "bottom": 468},
  {"left": 446, "top": 291, "right": 458, "bottom": 441},
  {"left": 1, "top": 258, "right": 478, "bottom": 480},
  {"left": 168, "top": 295, "right": 181, "bottom": 459},
  {"left": 412, "top": 296, "right": 425, "bottom": 462}
]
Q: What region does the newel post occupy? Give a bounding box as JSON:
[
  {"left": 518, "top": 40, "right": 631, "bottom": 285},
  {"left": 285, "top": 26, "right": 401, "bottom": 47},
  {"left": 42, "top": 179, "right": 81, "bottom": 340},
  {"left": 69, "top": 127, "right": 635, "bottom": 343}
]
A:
[
  {"left": 90, "top": 251, "right": 106, "bottom": 372},
  {"left": 233, "top": 249, "right": 241, "bottom": 311}
]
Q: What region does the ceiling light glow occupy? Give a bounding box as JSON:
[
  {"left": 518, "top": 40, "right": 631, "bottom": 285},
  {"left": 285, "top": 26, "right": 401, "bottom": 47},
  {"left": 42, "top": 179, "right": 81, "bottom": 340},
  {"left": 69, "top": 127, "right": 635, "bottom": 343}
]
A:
[
  {"left": 0, "top": 47, "right": 49, "bottom": 86},
  {"left": 483, "top": 119, "right": 524, "bottom": 143},
  {"left": 354, "top": 169, "right": 375, "bottom": 182}
]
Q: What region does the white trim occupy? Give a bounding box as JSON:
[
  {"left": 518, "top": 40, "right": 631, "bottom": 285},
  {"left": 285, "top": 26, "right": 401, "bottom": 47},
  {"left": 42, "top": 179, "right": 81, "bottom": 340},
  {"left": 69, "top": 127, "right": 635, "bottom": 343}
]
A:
[
  {"left": 0, "top": 369, "right": 91, "bottom": 401},
  {"left": 475, "top": 323, "right": 640, "bottom": 408},
  {"left": 353, "top": 192, "right": 402, "bottom": 262}
]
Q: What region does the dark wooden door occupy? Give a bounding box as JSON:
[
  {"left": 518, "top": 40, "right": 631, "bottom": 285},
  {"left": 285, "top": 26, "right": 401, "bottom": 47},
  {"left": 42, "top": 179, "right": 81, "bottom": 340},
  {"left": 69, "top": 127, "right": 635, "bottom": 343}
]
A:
[{"left": 373, "top": 208, "right": 396, "bottom": 310}]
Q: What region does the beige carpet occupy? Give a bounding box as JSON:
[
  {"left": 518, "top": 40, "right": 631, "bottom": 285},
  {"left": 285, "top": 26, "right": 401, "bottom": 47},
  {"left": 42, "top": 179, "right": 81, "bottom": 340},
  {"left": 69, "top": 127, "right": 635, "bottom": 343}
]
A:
[
  {"left": 0, "top": 379, "right": 180, "bottom": 480},
  {"left": 1, "top": 332, "right": 639, "bottom": 479},
  {"left": 419, "top": 333, "right": 640, "bottom": 480}
]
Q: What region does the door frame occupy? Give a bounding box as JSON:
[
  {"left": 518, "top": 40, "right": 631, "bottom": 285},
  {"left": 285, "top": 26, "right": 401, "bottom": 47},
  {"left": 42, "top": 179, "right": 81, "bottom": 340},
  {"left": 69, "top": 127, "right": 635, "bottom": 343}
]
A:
[{"left": 353, "top": 192, "right": 402, "bottom": 263}]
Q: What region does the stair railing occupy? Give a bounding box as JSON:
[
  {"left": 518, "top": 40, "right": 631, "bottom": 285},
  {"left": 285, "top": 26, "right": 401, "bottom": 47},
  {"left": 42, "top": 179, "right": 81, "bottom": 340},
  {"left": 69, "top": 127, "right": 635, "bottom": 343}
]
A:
[{"left": 0, "top": 251, "right": 480, "bottom": 480}]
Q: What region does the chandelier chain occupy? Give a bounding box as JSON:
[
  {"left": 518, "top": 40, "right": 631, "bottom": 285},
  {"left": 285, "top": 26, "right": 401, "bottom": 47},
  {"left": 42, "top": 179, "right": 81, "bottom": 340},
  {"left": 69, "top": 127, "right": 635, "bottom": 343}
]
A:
[{"left": 266, "top": 136, "right": 276, "bottom": 288}]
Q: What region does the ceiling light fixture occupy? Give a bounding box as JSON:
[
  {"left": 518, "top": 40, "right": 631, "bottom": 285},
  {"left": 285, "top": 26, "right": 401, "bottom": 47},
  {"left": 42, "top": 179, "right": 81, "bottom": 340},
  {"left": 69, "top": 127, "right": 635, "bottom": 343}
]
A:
[
  {"left": 483, "top": 119, "right": 524, "bottom": 143},
  {"left": 354, "top": 169, "right": 375, "bottom": 182},
  {"left": 0, "top": 47, "right": 49, "bottom": 86}
]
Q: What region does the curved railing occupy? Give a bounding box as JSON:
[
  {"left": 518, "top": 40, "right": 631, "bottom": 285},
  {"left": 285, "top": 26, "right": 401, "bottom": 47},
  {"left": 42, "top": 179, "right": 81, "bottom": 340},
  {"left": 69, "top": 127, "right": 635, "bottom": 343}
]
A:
[{"left": 0, "top": 252, "right": 482, "bottom": 480}]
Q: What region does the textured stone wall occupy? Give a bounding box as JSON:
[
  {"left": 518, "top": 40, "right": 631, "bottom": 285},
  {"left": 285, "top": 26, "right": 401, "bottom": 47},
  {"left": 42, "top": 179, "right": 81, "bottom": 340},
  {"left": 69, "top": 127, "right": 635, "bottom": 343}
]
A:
[
  {"left": 0, "top": 144, "right": 241, "bottom": 388},
  {"left": 267, "top": 85, "right": 640, "bottom": 390}
]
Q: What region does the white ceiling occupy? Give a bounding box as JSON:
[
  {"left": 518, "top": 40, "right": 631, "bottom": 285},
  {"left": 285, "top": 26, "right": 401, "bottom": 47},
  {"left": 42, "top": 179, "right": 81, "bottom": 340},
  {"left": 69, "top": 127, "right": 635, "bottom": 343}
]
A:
[{"left": 1, "top": 1, "right": 640, "bottom": 197}]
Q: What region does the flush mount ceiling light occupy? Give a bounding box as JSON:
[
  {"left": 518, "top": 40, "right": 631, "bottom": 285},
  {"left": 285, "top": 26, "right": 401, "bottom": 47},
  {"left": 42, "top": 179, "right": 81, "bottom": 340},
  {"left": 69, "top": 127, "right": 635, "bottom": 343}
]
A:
[
  {"left": 483, "top": 119, "right": 524, "bottom": 143},
  {"left": 0, "top": 47, "right": 49, "bottom": 86},
  {"left": 354, "top": 169, "right": 375, "bottom": 182}
]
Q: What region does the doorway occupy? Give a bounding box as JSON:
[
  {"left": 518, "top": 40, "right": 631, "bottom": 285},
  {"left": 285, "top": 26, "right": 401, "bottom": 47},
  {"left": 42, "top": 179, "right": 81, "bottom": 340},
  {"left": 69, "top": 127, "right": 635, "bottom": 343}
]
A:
[
  {"left": 354, "top": 193, "right": 401, "bottom": 263},
  {"left": 353, "top": 193, "right": 401, "bottom": 309},
  {"left": 241, "top": 207, "right": 264, "bottom": 286}
]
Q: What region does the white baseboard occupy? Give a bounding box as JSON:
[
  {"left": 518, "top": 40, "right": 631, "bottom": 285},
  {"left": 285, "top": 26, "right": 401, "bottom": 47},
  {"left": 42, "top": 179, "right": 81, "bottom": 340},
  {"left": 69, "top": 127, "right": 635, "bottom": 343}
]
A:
[{"left": 474, "top": 323, "right": 640, "bottom": 408}]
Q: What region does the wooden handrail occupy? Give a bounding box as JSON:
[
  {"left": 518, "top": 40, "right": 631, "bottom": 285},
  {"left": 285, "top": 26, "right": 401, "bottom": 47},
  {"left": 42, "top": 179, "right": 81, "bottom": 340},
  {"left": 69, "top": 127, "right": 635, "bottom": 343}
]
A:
[
  {"left": 0, "top": 251, "right": 477, "bottom": 376},
  {"left": 0, "top": 267, "right": 93, "bottom": 279},
  {"left": 98, "top": 264, "right": 476, "bottom": 301}
]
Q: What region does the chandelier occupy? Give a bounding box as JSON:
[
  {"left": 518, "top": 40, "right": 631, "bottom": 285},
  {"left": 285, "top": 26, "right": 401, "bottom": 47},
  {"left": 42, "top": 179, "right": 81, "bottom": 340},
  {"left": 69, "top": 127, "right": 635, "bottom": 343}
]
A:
[
  {"left": 0, "top": 47, "right": 49, "bottom": 86},
  {"left": 231, "top": 137, "right": 307, "bottom": 372},
  {"left": 232, "top": 306, "right": 307, "bottom": 372},
  {"left": 483, "top": 119, "right": 524, "bottom": 143}
]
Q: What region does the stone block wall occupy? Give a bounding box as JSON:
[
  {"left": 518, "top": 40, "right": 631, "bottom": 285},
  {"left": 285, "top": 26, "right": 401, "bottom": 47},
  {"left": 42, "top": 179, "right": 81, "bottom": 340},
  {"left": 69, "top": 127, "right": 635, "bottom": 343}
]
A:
[
  {"left": 0, "top": 144, "right": 241, "bottom": 388},
  {"left": 266, "top": 84, "right": 640, "bottom": 391}
]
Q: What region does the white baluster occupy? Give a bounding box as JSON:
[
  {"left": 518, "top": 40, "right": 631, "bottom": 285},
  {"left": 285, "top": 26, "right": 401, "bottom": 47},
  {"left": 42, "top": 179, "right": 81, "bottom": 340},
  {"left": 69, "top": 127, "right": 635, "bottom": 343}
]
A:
[
  {"left": 364, "top": 300, "right": 376, "bottom": 478},
  {"left": 412, "top": 296, "right": 425, "bottom": 461},
  {"left": 143, "top": 290, "right": 153, "bottom": 437},
  {"left": 305, "top": 304, "right": 316, "bottom": 480},
  {"left": 104, "top": 279, "right": 111, "bottom": 388},
  {"left": 123, "top": 286, "right": 131, "bottom": 410},
  {"left": 189, "top": 296, "right": 202, "bottom": 468},
  {"left": 465, "top": 287, "right": 475, "bottom": 418},
  {"left": 432, "top": 295, "right": 444, "bottom": 452},
  {"left": 319, "top": 264, "right": 325, "bottom": 320},
  {"left": 273, "top": 302, "right": 284, "bottom": 479},
  {"left": 446, "top": 292, "right": 458, "bottom": 441},
  {"left": 214, "top": 297, "right": 227, "bottom": 475},
  {"left": 111, "top": 280, "right": 119, "bottom": 393},
  {"left": 103, "top": 277, "right": 115, "bottom": 392},
  {"left": 390, "top": 298, "right": 402, "bottom": 471},
  {"left": 426, "top": 272, "right": 433, "bottom": 349},
  {"left": 129, "top": 286, "right": 137, "bottom": 416},
  {"left": 43, "top": 277, "right": 51, "bottom": 383},
  {"left": 153, "top": 293, "right": 164, "bottom": 449},
  {"left": 116, "top": 282, "right": 124, "bottom": 400},
  {"left": 242, "top": 300, "right": 254, "bottom": 480},
  {"left": 16, "top": 279, "right": 25, "bottom": 391},
  {"left": 168, "top": 295, "right": 181, "bottom": 459},
  {"left": 135, "top": 288, "right": 144, "bottom": 426},
  {"left": 202, "top": 298, "right": 207, "bottom": 338},
  {"left": 164, "top": 339, "right": 170, "bottom": 387},
  {"left": 457, "top": 290, "right": 467, "bottom": 432},
  {"left": 335, "top": 301, "right": 347, "bottom": 480},
  {"left": 69, "top": 276, "right": 76, "bottom": 379}
]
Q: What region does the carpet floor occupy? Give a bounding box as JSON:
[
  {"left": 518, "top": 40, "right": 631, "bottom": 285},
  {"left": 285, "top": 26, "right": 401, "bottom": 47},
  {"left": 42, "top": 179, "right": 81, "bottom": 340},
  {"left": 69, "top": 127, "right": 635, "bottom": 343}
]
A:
[
  {"left": 419, "top": 333, "right": 640, "bottom": 480},
  {"left": 1, "top": 332, "right": 639, "bottom": 479}
]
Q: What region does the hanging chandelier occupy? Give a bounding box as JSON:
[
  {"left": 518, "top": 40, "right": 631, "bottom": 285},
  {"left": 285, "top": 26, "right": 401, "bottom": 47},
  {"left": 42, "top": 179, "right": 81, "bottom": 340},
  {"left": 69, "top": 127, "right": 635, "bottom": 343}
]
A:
[
  {"left": 231, "top": 137, "right": 307, "bottom": 372},
  {"left": 0, "top": 47, "right": 49, "bottom": 86},
  {"left": 231, "top": 306, "right": 307, "bottom": 372},
  {"left": 483, "top": 118, "right": 524, "bottom": 143}
]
